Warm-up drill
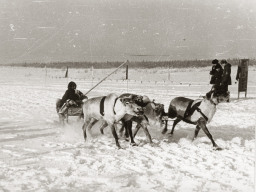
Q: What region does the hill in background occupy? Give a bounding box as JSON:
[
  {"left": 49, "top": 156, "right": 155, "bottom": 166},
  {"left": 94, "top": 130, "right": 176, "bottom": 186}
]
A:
[{"left": 3, "top": 59, "right": 256, "bottom": 69}]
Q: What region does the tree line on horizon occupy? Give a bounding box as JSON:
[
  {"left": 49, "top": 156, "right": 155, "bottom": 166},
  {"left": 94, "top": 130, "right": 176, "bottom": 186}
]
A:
[{"left": 2, "top": 58, "right": 255, "bottom": 69}]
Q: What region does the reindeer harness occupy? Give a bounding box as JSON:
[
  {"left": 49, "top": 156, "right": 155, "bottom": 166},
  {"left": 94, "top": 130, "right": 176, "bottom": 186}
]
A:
[
  {"left": 100, "top": 96, "right": 118, "bottom": 116},
  {"left": 184, "top": 100, "right": 209, "bottom": 121}
]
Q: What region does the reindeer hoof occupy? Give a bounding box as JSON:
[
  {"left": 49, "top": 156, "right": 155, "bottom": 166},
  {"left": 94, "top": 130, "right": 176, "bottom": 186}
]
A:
[
  {"left": 125, "top": 137, "right": 129, "bottom": 141},
  {"left": 130, "top": 142, "right": 138, "bottom": 146},
  {"left": 100, "top": 129, "right": 104, "bottom": 134},
  {"left": 161, "top": 129, "right": 167, "bottom": 134},
  {"left": 213, "top": 146, "right": 222, "bottom": 151}
]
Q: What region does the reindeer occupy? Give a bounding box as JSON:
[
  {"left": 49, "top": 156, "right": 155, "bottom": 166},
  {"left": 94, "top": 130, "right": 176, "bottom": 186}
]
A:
[
  {"left": 162, "top": 93, "right": 229, "bottom": 150},
  {"left": 100, "top": 93, "right": 165, "bottom": 145},
  {"left": 82, "top": 93, "right": 144, "bottom": 149},
  {"left": 118, "top": 102, "right": 165, "bottom": 145}
]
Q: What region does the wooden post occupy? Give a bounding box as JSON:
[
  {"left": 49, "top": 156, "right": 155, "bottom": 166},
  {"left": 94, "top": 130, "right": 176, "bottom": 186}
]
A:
[
  {"left": 126, "top": 64, "right": 129, "bottom": 92},
  {"left": 65, "top": 66, "right": 68, "bottom": 78},
  {"left": 168, "top": 64, "right": 170, "bottom": 81},
  {"left": 237, "top": 59, "right": 249, "bottom": 99},
  {"left": 245, "top": 60, "right": 249, "bottom": 97},
  {"left": 126, "top": 64, "right": 128, "bottom": 80}
]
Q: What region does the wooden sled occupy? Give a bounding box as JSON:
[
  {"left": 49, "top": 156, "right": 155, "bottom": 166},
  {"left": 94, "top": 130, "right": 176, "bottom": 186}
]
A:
[
  {"left": 56, "top": 98, "right": 84, "bottom": 125},
  {"left": 58, "top": 106, "right": 83, "bottom": 124}
]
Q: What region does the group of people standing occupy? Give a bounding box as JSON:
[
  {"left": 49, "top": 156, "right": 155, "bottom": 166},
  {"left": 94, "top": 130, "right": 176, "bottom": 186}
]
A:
[{"left": 207, "top": 59, "right": 232, "bottom": 98}]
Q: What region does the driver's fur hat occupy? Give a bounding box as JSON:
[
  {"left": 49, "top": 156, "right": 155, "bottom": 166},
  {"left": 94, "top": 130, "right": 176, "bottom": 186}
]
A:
[
  {"left": 68, "top": 81, "right": 77, "bottom": 89},
  {"left": 212, "top": 59, "right": 219, "bottom": 64}
]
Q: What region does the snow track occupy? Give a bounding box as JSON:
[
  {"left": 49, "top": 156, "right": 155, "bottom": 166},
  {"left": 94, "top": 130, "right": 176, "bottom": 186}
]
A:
[{"left": 0, "top": 67, "right": 255, "bottom": 191}]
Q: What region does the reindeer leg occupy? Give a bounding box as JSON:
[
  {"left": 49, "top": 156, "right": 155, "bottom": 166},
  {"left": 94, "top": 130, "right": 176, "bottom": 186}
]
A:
[
  {"left": 124, "top": 123, "right": 129, "bottom": 139},
  {"left": 161, "top": 120, "right": 168, "bottom": 134},
  {"left": 140, "top": 123, "right": 152, "bottom": 143},
  {"left": 169, "top": 118, "right": 181, "bottom": 135},
  {"left": 99, "top": 121, "right": 108, "bottom": 134},
  {"left": 125, "top": 121, "right": 137, "bottom": 146},
  {"left": 198, "top": 118, "right": 222, "bottom": 150},
  {"left": 192, "top": 125, "right": 201, "bottom": 141},
  {"left": 133, "top": 123, "right": 141, "bottom": 139},
  {"left": 133, "top": 117, "right": 144, "bottom": 139},
  {"left": 82, "top": 118, "right": 90, "bottom": 141},
  {"left": 118, "top": 120, "right": 125, "bottom": 138},
  {"left": 87, "top": 118, "right": 98, "bottom": 138},
  {"left": 110, "top": 124, "right": 121, "bottom": 149},
  {"left": 123, "top": 121, "right": 130, "bottom": 141},
  {"left": 119, "top": 120, "right": 129, "bottom": 138}
]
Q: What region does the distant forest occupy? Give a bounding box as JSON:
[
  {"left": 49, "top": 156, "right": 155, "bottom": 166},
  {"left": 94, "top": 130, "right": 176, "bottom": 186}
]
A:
[{"left": 3, "top": 59, "right": 255, "bottom": 69}]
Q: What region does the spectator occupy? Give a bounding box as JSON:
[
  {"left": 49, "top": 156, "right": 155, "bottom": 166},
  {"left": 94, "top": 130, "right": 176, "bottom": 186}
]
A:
[
  {"left": 220, "top": 59, "right": 232, "bottom": 94},
  {"left": 206, "top": 59, "right": 223, "bottom": 98},
  {"left": 209, "top": 59, "right": 223, "bottom": 86}
]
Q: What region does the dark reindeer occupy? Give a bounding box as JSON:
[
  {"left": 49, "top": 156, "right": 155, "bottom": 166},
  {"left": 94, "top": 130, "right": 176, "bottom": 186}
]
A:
[{"left": 162, "top": 93, "right": 229, "bottom": 150}]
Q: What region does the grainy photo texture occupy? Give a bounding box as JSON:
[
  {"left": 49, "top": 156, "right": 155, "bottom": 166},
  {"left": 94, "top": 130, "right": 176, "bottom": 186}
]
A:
[{"left": 0, "top": 0, "right": 255, "bottom": 191}]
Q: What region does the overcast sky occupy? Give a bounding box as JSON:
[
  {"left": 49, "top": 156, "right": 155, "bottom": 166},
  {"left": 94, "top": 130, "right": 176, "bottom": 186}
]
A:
[{"left": 0, "top": 0, "right": 256, "bottom": 64}]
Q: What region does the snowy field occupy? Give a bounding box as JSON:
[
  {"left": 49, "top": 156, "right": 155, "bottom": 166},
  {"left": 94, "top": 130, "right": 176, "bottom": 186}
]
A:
[{"left": 0, "top": 66, "right": 255, "bottom": 192}]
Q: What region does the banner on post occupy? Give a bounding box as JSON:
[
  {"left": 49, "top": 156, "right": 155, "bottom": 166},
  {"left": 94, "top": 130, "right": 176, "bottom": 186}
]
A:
[{"left": 237, "top": 59, "right": 249, "bottom": 98}]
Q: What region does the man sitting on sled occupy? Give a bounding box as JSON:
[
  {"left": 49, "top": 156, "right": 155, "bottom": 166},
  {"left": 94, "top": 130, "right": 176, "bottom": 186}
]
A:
[{"left": 56, "top": 81, "right": 87, "bottom": 115}]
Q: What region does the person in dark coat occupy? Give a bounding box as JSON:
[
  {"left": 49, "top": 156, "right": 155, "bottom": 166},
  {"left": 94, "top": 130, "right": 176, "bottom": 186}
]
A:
[
  {"left": 220, "top": 59, "right": 232, "bottom": 94},
  {"left": 206, "top": 59, "right": 223, "bottom": 98},
  {"left": 56, "top": 81, "right": 87, "bottom": 114},
  {"left": 209, "top": 59, "right": 223, "bottom": 86}
]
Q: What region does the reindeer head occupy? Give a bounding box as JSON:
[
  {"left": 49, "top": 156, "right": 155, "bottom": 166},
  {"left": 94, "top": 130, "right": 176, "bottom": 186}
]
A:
[
  {"left": 146, "top": 101, "right": 166, "bottom": 127},
  {"left": 132, "top": 95, "right": 144, "bottom": 106},
  {"left": 208, "top": 91, "right": 230, "bottom": 105},
  {"left": 120, "top": 98, "right": 144, "bottom": 116}
]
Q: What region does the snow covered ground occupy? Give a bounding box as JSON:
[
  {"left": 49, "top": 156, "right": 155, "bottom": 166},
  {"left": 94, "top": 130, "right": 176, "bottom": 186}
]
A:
[{"left": 0, "top": 66, "right": 255, "bottom": 192}]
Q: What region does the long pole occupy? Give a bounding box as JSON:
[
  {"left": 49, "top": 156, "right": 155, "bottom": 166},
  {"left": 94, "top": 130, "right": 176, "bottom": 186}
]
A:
[
  {"left": 126, "top": 64, "right": 129, "bottom": 92},
  {"left": 238, "top": 60, "right": 240, "bottom": 99},
  {"left": 84, "top": 60, "right": 128, "bottom": 95}
]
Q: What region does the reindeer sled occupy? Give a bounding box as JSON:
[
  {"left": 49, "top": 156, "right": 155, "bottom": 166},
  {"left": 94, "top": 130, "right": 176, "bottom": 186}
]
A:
[{"left": 56, "top": 98, "right": 87, "bottom": 124}]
